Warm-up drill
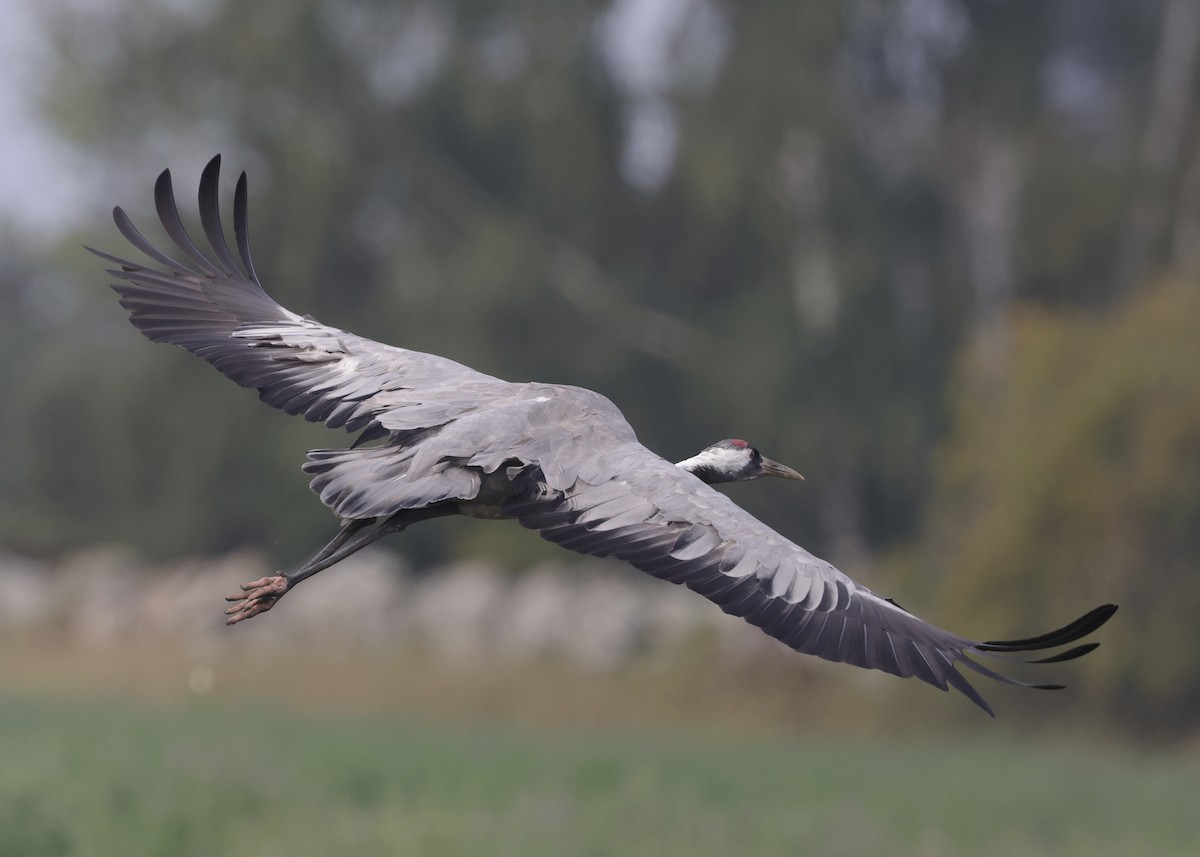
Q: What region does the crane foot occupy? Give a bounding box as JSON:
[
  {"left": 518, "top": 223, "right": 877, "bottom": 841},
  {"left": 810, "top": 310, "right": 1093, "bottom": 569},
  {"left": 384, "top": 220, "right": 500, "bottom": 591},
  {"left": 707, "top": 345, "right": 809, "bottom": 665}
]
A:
[{"left": 224, "top": 575, "right": 290, "bottom": 625}]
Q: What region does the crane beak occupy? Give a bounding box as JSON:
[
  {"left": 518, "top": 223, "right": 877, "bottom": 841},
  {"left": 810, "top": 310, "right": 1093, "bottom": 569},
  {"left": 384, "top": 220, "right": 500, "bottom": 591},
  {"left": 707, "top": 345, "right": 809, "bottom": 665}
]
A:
[{"left": 760, "top": 457, "right": 804, "bottom": 481}]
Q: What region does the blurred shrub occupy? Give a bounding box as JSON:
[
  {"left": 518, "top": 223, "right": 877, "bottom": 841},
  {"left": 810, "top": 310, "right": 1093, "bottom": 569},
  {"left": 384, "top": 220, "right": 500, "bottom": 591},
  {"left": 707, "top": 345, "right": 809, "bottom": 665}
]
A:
[{"left": 925, "top": 284, "right": 1200, "bottom": 733}]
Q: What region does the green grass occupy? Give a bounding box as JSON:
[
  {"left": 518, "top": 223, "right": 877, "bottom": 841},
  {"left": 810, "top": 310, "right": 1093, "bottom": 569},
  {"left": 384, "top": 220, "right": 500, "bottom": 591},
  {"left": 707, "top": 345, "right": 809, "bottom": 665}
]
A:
[{"left": 1, "top": 696, "right": 1197, "bottom": 857}]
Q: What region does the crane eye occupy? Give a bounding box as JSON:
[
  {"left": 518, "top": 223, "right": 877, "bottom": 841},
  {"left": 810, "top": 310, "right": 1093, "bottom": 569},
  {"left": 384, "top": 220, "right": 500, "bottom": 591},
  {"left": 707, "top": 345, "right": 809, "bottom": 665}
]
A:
[{"left": 750, "top": 448, "right": 761, "bottom": 461}]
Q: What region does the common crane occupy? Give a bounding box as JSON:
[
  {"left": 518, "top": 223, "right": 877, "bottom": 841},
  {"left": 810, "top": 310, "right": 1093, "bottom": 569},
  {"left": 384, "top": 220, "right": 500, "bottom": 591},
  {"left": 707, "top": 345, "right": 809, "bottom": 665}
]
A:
[{"left": 91, "top": 156, "right": 1115, "bottom": 715}]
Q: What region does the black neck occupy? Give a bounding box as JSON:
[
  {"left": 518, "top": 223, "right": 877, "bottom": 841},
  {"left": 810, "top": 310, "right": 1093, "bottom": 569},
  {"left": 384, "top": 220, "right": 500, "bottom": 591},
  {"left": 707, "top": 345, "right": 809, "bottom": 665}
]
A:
[{"left": 678, "top": 463, "right": 728, "bottom": 485}]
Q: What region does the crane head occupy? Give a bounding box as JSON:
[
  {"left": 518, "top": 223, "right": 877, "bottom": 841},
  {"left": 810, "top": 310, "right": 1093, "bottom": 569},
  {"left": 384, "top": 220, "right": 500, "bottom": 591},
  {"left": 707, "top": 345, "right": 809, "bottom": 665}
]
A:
[{"left": 675, "top": 439, "right": 804, "bottom": 485}]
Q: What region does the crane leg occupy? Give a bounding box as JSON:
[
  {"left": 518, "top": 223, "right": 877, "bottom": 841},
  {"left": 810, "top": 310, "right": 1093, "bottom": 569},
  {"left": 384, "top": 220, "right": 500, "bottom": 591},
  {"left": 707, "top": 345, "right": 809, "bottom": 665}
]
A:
[{"left": 223, "top": 505, "right": 458, "bottom": 625}]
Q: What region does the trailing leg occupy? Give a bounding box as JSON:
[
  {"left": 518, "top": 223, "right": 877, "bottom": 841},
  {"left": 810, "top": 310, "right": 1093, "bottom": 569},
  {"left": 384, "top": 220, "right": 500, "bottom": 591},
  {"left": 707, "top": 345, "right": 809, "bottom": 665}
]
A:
[{"left": 224, "top": 505, "right": 458, "bottom": 624}]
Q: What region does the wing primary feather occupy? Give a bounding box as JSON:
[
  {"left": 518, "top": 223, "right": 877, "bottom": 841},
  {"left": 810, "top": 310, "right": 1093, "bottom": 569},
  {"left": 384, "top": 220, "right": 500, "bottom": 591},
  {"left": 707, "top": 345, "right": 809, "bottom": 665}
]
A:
[
  {"left": 112, "top": 206, "right": 193, "bottom": 272},
  {"left": 1022, "top": 642, "right": 1099, "bottom": 664},
  {"left": 233, "top": 171, "right": 261, "bottom": 283},
  {"left": 933, "top": 651, "right": 994, "bottom": 716},
  {"left": 742, "top": 596, "right": 791, "bottom": 634},
  {"left": 197, "top": 155, "right": 242, "bottom": 274},
  {"left": 881, "top": 631, "right": 912, "bottom": 678},
  {"left": 911, "top": 644, "right": 948, "bottom": 690},
  {"left": 976, "top": 604, "right": 1117, "bottom": 652},
  {"left": 154, "top": 168, "right": 221, "bottom": 276},
  {"left": 956, "top": 654, "right": 1066, "bottom": 692},
  {"left": 784, "top": 609, "right": 830, "bottom": 652}
]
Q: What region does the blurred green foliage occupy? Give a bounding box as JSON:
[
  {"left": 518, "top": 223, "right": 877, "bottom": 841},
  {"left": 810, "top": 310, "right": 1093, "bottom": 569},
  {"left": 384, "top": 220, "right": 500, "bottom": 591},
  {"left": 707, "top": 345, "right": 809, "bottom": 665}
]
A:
[
  {"left": 0, "top": 1, "right": 1197, "bottom": 733},
  {"left": 927, "top": 284, "right": 1200, "bottom": 731}
]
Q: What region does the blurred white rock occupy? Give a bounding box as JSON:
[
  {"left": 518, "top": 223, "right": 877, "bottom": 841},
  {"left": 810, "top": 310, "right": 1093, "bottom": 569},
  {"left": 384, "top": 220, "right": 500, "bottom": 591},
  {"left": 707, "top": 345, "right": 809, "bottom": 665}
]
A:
[
  {"left": 140, "top": 549, "right": 271, "bottom": 643},
  {"left": 408, "top": 560, "right": 506, "bottom": 663},
  {"left": 560, "top": 571, "right": 647, "bottom": 668},
  {"left": 52, "top": 545, "right": 148, "bottom": 644},
  {"left": 273, "top": 547, "right": 409, "bottom": 645},
  {"left": 493, "top": 562, "right": 578, "bottom": 660},
  {"left": 0, "top": 551, "right": 53, "bottom": 628},
  {"left": 4, "top": 543, "right": 761, "bottom": 671},
  {"left": 641, "top": 578, "right": 724, "bottom": 648}
]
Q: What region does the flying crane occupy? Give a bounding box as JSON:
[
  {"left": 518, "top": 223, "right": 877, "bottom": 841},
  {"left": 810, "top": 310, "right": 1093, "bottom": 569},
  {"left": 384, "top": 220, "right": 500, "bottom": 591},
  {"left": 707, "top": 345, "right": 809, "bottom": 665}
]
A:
[{"left": 91, "top": 156, "right": 1116, "bottom": 715}]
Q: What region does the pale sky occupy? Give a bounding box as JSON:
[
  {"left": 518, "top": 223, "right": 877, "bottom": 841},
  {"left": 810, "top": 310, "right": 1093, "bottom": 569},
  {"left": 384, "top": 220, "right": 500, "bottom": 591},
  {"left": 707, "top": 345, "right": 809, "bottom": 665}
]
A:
[{"left": 0, "top": 0, "right": 96, "bottom": 244}]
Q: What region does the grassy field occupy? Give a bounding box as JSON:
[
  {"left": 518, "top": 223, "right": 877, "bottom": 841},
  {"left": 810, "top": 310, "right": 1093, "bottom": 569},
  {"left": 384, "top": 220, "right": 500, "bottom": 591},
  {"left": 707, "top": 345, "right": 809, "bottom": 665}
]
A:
[{"left": 2, "top": 694, "right": 1198, "bottom": 857}]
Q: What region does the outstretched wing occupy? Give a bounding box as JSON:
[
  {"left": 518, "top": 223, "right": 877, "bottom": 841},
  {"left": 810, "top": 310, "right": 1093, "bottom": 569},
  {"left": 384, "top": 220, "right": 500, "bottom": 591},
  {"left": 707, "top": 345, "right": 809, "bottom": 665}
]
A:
[
  {"left": 89, "top": 155, "right": 508, "bottom": 438},
  {"left": 505, "top": 445, "right": 1116, "bottom": 715}
]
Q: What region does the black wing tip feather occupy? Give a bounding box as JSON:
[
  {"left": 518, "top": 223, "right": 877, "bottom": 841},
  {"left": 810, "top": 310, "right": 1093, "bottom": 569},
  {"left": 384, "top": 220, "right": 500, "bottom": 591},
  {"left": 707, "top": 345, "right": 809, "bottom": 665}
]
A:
[
  {"left": 949, "top": 603, "right": 1115, "bottom": 716},
  {"left": 977, "top": 603, "right": 1117, "bottom": 653},
  {"left": 98, "top": 154, "right": 272, "bottom": 298},
  {"left": 198, "top": 155, "right": 223, "bottom": 202},
  {"left": 198, "top": 154, "right": 245, "bottom": 275},
  {"left": 92, "top": 155, "right": 290, "bottom": 339},
  {"left": 1026, "top": 641, "right": 1099, "bottom": 664},
  {"left": 154, "top": 166, "right": 173, "bottom": 205},
  {"left": 233, "top": 167, "right": 259, "bottom": 283}
]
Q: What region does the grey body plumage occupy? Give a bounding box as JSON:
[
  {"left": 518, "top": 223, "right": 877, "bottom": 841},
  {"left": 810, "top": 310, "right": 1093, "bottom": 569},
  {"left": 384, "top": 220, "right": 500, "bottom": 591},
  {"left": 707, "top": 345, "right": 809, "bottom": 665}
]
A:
[{"left": 91, "top": 156, "right": 1116, "bottom": 715}]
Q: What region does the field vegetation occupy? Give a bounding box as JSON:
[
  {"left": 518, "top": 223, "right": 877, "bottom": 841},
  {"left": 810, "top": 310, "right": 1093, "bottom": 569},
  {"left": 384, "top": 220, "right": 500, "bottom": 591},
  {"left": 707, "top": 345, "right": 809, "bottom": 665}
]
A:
[
  {"left": 3, "top": 639, "right": 1197, "bottom": 857},
  {"left": 4, "top": 691, "right": 1198, "bottom": 857}
]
